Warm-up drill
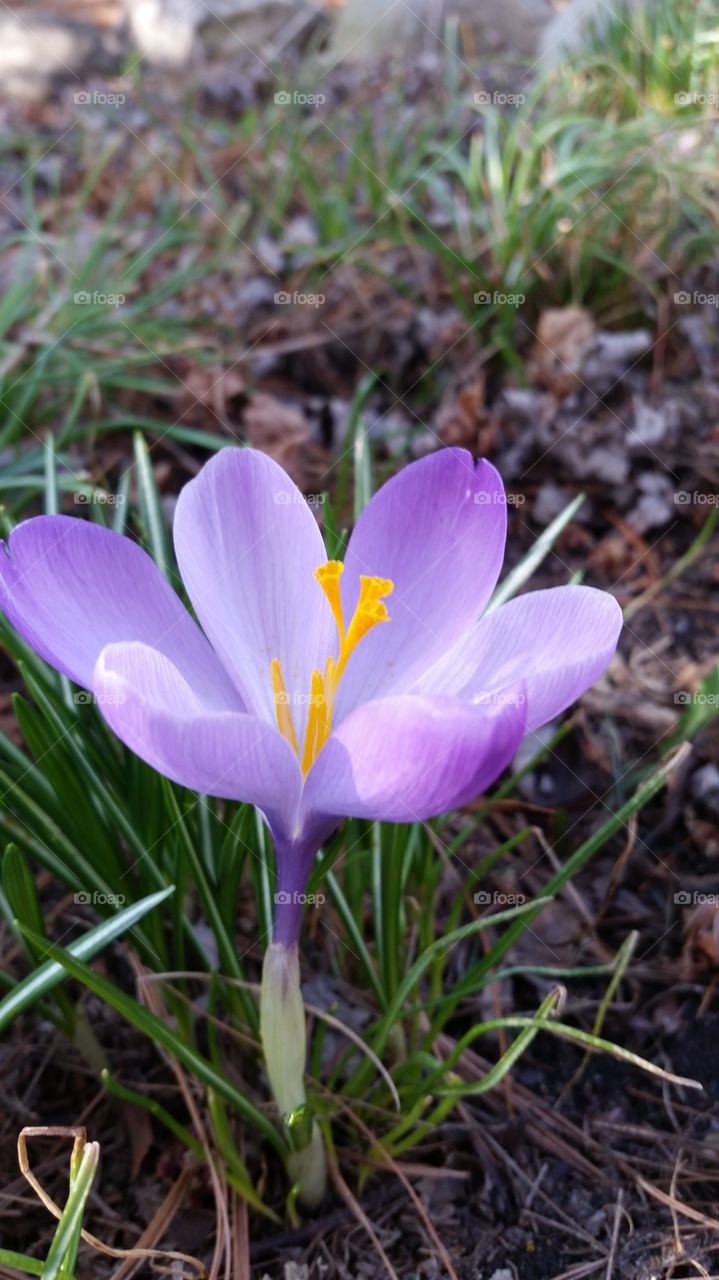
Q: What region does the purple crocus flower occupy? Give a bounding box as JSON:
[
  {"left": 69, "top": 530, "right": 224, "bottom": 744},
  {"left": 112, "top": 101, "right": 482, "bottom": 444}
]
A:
[
  {"left": 0, "top": 446, "right": 621, "bottom": 1202},
  {"left": 0, "top": 446, "right": 621, "bottom": 918}
]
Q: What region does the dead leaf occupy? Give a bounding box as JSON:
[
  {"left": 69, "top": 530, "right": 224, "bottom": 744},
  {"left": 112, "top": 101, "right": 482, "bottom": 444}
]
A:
[
  {"left": 243, "top": 392, "right": 329, "bottom": 492},
  {"left": 176, "top": 363, "right": 246, "bottom": 426},
  {"left": 124, "top": 1103, "right": 154, "bottom": 1179},
  {"left": 436, "top": 373, "right": 496, "bottom": 453},
  {"left": 680, "top": 902, "right": 719, "bottom": 977},
  {"left": 529, "top": 306, "right": 595, "bottom": 394}
]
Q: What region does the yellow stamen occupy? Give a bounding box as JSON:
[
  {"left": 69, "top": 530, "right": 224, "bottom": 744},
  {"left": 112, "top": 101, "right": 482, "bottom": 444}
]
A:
[
  {"left": 335, "top": 576, "right": 393, "bottom": 683},
  {"left": 301, "top": 668, "right": 328, "bottom": 776},
  {"left": 314, "top": 561, "right": 345, "bottom": 640},
  {"left": 271, "top": 657, "right": 299, "bottom": 757},
  {"left": 273, "top": 564, "right": 393, "bottom": 776}
]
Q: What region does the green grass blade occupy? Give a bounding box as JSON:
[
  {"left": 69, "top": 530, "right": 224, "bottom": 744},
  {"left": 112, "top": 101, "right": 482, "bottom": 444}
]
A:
[
  {"left": 42, "top": 1142, "right": 99, "bottom": 1280},
  {"left": 0, "top": 1252, "right": 72, "bottom": 1280},
  {"left": 487, "top": 493, "right": 586, "bottom": 612},
  {"left": 0, "top": 886, "right": 174, "bottom": 1031},
  {"left": 131, "top": 432, "right": 172, "bottom": 579}
]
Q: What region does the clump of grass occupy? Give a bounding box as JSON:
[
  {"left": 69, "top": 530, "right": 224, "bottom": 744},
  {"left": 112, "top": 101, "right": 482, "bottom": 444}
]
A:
[{"left": 559, "top": 0, "right": 719, "bottom": 117}]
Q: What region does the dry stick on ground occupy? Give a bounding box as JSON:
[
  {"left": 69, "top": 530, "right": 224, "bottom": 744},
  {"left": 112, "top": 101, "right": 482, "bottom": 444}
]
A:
[
  {"left": 670, "top": 1148, "right": 687, "bottom": 1261},
  {"left": 325, "top": 1153, "right": 401, "bottom": 1280},
  {"left": 230, "top": 1187, "right": 251, "bottom": 1280},
  {"left": 594, "top": 813, "right": 637, "bottom": 930},
  {"left": 330, "top": 1095, "right": 460, "bottom": 1280},
  {"left": 604, "top": 1188, "right": 625, "bottom": 1280},
  {"left": 109, "top": 1165, "right": 196, "bottom": 1280},
  {"left": 550, "top": 1263, "right": 607, "bottom": 1279},
  {"left": 635, "top": 1159, "right": 719, "bottom": 1253}
]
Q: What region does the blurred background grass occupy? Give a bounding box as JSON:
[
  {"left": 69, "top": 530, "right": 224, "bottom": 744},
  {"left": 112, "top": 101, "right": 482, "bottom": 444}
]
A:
[{"left": 0, "top": 0, "right": 716, "bottom": 511}]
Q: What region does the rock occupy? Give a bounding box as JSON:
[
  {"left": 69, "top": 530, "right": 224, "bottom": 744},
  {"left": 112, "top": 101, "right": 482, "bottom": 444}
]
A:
[
  {"left": 0, "top": 10, "right": 118, "bottom": 99},
  {"left": 122, "top": 0, "right": 323, "bottom": 67},
  {"left": 691, "top": 764, "right": 719, "bottom": 820},
  {"left": 626, "top": 470, "right": 675, "bottom": 534},
  {"left": 533, "top": 480, "right": 571, "bottom": 526},
  {"left": 581, "top": 329, "right": 652, "bottom": 393},
  {"left": 628, "top": 395, "right": 672, "bottom": 451},
  {"left": 502, "top": 387, "right": 554, "bottom": 423},
  {"left": 122, "top": 0, "right": 200, "bottom": 66},
  {"left": 560, "top": 431, "right": 631, "bottom": 485},
  {"left": 199, "top": 0, "right": 324, "bottom": 60},
  {"left": 328, "top": 0, "right": 552, "bottom": 61}
]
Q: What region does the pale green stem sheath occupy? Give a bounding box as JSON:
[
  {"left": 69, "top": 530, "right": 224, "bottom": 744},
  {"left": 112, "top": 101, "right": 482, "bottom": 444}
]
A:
[{"left": 260, "top": 940, "right": 327, "bottom": 1208}]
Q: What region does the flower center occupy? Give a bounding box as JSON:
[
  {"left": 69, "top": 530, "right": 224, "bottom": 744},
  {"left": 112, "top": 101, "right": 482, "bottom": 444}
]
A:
[{"left": 271, "top": 561, "right": 393, "bottom": 776}]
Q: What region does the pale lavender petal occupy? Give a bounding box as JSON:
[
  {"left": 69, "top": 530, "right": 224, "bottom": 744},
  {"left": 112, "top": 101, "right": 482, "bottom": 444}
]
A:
[
  {"left": 418, "top": 585, "right": 622, "bottom": 732},
  {"left": 301, "top": 691, "right": 525, "bottom": 824},
  {"left": 0, "top": 516, "right": 240, "bottom": 709},
  {"left": 94, "top": 642, "right": 302, "bottom": 841},
  {"left": 174, "top": 448, "right": 335, "bottom": 735},
  {"left": 334, "top": 449, "right": 507, "bottom": 718}
]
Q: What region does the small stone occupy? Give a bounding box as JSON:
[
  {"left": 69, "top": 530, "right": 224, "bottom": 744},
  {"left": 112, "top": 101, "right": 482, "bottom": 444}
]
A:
[
  {"left": 691, "top": 764, "right": 719, "bottom": 820},
  {"left": 533, "top": 481, "right": 570, "bottom": 526},
  {"left": 627, "top": 471, "right": 675, "bottom": 534}
]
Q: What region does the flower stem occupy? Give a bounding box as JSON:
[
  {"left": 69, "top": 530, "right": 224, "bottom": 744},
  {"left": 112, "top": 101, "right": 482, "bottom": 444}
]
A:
[{"left": 260, "top": 940, "right": 327, "bottom": 1208}]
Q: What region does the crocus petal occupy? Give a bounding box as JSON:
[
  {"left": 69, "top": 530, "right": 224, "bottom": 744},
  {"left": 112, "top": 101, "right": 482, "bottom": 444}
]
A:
[
  {"left": 333, "top": 449, "right": 507, "bottom": 718},
  {"left": 418, "top": 585, "right": 622, "bottom": 733},
  {"left": 301, "top": 691, "right": 525, "bottom": 825},
  {"left": 173, "top": 448, "right": 335, "bottom": 734},
  {"left": 0, "top": 516, "right": 240, "bottom": 709},
  {"left": 94, "top": 642, "right": 302, "bottom": 842}
]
